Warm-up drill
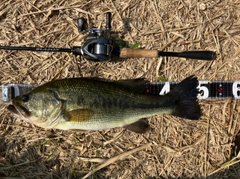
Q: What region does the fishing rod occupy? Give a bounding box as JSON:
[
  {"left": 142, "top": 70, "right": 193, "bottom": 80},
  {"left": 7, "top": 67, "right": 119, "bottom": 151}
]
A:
[
  {"left": 2, "top": 80, "right": 240, "bottom": 102},
  {"left": 0, "top": 12, "right": 216, "bottom": 62}
]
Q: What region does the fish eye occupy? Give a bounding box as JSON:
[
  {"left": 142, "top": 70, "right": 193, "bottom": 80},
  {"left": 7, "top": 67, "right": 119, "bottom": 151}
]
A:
[{"left": 21, "top": 95, "right": 29, "bottom": 102}]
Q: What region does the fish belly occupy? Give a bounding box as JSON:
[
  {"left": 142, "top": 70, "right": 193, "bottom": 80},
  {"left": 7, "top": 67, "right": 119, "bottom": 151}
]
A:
[{"left": 53, "top": 107, "right": 173, "bottom": 130}]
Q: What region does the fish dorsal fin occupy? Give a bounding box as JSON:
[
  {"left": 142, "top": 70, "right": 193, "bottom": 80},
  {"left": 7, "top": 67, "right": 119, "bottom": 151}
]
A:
[
  {"left": 63, "top": 109, "right": 94, "bottom": 122},
  {"left": 123, "top": 119, "right": 150, "bottom": 133},
  {"left": 114, "top": 78, "right": 149, "bottom": 94},
  {"left": 83, "top": 77, "right": 149, "bottom": 94}
]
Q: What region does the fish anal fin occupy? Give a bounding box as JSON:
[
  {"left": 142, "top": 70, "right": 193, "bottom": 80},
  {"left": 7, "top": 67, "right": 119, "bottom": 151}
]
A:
[
  {"left": 124, "top": 119, "right": 150, "bottom": 133},
  {"left": 64, "top": 109, "right": 94, "bottom": 122},
  {"left": 69, "top": 129, "right": 89, "bottom": 133}
]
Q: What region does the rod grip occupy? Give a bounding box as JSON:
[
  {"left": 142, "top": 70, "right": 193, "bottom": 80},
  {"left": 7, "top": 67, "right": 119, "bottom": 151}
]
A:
[
  {"left": 178, "top": 51, "right": 216, "bottom": 60},
  {"left": 120, "top": 48, "right": 158, "bottom": 58}
]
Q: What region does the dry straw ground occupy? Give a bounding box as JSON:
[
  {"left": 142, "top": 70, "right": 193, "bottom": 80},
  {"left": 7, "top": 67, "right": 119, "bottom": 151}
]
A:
[{"left": 0, "top": 0, "right": 240, "bottom": 178}]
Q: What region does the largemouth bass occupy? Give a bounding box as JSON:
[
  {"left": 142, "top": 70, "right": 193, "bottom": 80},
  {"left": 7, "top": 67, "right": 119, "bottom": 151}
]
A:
[{"left": 7, "top": 76, "right": 201, "bottom": 133}]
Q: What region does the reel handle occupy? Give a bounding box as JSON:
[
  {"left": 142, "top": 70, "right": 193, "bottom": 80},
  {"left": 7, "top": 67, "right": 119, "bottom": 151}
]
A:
[
  {"left": 77, "top": 18, "right": 85, "bottom": 32},
  {"left": 106, "top": 12, "right": 111, "bottom": 31}
]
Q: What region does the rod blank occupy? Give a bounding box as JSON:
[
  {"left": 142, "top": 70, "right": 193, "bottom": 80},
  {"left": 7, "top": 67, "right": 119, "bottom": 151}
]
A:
[{"left": 0, "top": 46, "right": 72, "bottom": 53}]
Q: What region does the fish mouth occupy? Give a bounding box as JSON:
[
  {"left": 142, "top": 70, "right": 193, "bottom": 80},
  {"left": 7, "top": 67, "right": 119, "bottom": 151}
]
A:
[{"left": 7, "top": 104, "right": 31, "bottom": 119}]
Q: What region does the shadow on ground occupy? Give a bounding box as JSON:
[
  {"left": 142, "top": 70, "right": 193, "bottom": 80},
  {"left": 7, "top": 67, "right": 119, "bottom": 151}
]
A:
[{"left": 0, "top": 124, "right": 239, "bottom": 179}]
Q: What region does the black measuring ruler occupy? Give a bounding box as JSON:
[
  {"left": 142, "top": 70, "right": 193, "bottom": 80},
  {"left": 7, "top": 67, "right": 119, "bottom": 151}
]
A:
[
  {"left": 145, "top": 81, "right": 240, "bottom": 100},
  {"left": 1, "top": 81, "right": 240, "bottom": 102}
]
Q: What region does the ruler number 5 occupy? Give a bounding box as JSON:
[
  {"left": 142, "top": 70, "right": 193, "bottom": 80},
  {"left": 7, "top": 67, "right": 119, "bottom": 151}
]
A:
[{"left": 197, "top": 81, "right": 209, "bottom": 99}]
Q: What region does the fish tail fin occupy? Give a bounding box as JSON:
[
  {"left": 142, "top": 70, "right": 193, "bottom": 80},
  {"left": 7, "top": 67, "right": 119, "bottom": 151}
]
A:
[{"left": 169, "top": 75, "right": 201, "bottom": 120}]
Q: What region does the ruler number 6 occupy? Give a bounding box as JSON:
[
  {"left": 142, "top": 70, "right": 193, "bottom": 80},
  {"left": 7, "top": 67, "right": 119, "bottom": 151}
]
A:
[{"left": 233, "top": 81, "right": 240, "bottom": 99}]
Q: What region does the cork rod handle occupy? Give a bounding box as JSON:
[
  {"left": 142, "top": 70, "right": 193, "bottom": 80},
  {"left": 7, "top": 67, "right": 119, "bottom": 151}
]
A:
[{"left": 119, "top": 48, "right": 158, "bottom": 58}]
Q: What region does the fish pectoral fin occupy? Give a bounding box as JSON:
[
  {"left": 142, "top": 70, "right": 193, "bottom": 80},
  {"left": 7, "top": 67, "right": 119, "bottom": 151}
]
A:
[
  {"left": 63, "top": 109, "right": 94, "bottom": 122},
  {"left": 123, "top": 119, "right": 150, "bottom": 133}
]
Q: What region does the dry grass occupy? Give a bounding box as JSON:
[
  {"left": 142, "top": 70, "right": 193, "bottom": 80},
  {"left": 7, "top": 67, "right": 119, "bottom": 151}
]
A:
[{"left": 0, "top": 0, "right": 240, "bottom": 178}]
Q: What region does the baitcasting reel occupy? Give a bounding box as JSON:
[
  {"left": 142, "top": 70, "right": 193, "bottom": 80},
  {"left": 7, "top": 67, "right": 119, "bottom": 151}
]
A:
[{"left": 73, "top": 12, "right": 113, "bottom": 62}]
